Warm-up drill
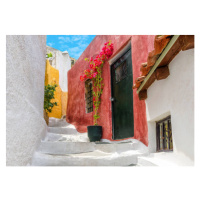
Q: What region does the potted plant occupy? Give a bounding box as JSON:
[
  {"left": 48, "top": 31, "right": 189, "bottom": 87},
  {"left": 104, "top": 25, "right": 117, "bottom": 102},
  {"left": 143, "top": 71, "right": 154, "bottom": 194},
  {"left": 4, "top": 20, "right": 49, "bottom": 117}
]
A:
[
  {"left": 47, "top": 52, "right": 53, "bottom": 58},
  {"left": 43, "top": 83, "right": 58, "bottom": 125},
  {"left": 80, "top": 41, "right": 114, "bottom": 142}
]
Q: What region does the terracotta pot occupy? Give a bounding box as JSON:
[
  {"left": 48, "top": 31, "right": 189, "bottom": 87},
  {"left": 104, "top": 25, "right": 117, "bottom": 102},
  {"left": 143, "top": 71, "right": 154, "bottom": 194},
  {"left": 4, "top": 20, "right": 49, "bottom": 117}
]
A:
[
  {"left": 147, "top": 50, "right": 159, "bottom": 68},
  {"left": 154, "top": 35, "right": 171, "bottom": 55},
  {"left": 132, "top": 82, "right": 141, "bottom": 89},
  {"left": 136, "top": 76, "right": 146, "bottom": 83},
  {"left": 140, "top": 62, "right": 150, "bottom": 76}
]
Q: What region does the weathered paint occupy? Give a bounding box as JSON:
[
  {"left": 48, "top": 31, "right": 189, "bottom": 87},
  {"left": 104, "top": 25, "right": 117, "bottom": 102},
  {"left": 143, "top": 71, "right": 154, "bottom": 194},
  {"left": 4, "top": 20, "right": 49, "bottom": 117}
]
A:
[
  {"left": 45, "top": 60, "right": 62, "bottom": 119},
  {"left": 6, "top": 35, "right": 47, "bottom": 166},
  {"left": 67, "top": 35, "right": 155, "bottom": 145},
  {"left": 131, "top": 35, "right": 155, "bottom": 145}
]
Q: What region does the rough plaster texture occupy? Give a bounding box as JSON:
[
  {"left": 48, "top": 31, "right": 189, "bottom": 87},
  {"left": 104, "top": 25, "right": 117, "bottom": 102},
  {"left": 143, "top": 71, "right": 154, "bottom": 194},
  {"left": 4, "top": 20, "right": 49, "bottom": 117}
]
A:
[
  {"left": 45, "top": 60, "right": 62, "bottom": 118},
  {"left": 6, "top": 35, "right": 47, "bottom": 166},
  {"left": 46, "top": 46, "right": 71, "bottom": 92},
  {"left": 145, "top": 49, "right": 194, "bottom": 161},
  {"left": 67, "top": 35, "right": 155, "bottom": 144},
  {"left": 61, "top": 91, "right": 68, "bottom": 116}
]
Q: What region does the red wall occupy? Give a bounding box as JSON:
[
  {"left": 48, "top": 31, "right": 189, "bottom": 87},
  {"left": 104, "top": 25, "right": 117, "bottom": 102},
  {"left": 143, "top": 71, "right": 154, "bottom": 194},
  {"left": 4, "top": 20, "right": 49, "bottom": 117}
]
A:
[{"left": 66, "top": 35, "right": 155, "bottom": 146}]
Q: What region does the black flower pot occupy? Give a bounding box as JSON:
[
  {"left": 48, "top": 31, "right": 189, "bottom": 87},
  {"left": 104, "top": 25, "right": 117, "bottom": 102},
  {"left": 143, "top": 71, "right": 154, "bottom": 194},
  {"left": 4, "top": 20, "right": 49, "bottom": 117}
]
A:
[{"left": 87, "top": 126, "right": 102, "bottom": 142}]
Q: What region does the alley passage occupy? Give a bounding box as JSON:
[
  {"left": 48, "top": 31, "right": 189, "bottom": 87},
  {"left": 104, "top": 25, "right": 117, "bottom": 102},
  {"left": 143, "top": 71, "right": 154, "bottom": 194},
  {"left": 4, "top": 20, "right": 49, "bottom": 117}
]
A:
[{"left": 31, "top": 118, "right": 148, "bottom": 166}]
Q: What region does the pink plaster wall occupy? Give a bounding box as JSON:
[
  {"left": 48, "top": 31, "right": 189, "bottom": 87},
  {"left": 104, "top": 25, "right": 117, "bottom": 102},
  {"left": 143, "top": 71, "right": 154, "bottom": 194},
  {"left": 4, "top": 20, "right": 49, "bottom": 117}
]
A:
[
  {"left": 131, "top": 35, "right": 155, "bottom": 145},
  {"left": 66, "top": 35, "right": 155, "bottom": 145}
]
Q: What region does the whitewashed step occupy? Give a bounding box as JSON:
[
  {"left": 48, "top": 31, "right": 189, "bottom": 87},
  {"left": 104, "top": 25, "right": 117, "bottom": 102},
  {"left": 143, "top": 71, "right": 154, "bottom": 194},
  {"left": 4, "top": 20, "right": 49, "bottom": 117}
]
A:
[
  {"left": 95, "top": 141, "right": 144, "bottom": 153},
  {"left": 137, "top": 157, "right": 158, "bottom": 166},
  {"left": 38, "top": 141, "right": 95, "bottom": 155},
  {"left": 49, "top": 117, "right": 69, "bottom": 127},
  {"left": 44, "top": 132, "right": 89, "bottom": 142},
  {"left": 137, "top": 152, "right": 194, "bottom": 166},
  {"left": 31, "top": 150, "right": 144, "bottom": 166},
  {"left": 47, "top": 126, "right": 79, "bottom": 134}
]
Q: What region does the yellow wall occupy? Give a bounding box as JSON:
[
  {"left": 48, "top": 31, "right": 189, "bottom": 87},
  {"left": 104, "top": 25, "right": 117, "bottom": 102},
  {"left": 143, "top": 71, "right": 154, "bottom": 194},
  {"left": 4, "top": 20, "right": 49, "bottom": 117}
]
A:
[
  {"left": 45, "top": 60, "right": 62, "bottom": 119},
  {"left": 61, "top": 91, "right": 68, "bottom": 116}
]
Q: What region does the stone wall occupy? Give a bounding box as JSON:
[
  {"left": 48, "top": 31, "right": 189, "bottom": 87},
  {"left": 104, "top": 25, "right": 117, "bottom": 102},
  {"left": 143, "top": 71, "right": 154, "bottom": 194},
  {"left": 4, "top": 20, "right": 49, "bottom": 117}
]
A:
[{"left": 6, "top": 35, "right": 47, "bottom": 166}]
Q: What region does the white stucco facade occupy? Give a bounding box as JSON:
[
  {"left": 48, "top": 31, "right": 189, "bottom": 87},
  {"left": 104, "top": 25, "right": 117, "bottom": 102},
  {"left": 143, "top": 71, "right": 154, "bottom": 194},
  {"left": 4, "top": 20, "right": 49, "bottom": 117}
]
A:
[
  {"left": 46, "top": 46, "right": 71, "bottom": 92},
  {"left": 145, "top": 49, "right": 194, "bottom": 164},
  {"left": 6, "top": 35, "right": 47, "bottom": 166}
]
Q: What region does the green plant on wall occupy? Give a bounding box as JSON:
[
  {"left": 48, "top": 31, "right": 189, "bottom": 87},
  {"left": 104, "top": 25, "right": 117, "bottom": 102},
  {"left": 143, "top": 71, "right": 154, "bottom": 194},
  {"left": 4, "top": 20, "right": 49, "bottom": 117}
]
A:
[
  {"left": 80, "top": 41, "right": 114, "bottom": 125},
  {"left": 47, "top": 52, "right": 53, "bottom": 58},
  {"left": 44, "top": 84, "right": 58, "bottom": 113}
]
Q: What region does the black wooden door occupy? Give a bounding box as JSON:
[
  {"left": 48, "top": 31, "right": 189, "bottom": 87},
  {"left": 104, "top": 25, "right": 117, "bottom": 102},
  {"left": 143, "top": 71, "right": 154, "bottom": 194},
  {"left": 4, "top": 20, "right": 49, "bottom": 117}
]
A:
[{"left": 111, "top": 49, "right": 134, "bottom": 140}]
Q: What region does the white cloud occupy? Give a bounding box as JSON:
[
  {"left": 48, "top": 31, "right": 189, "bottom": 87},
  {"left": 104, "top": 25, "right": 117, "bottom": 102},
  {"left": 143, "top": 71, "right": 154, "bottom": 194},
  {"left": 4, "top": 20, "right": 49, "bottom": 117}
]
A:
[
  {"left": 58, "top": 35, "right": 89, "bottom": 44},
  {"left": 47, "top": 42, "right": 54, "bottom": 47},
  {"left": 71, "top": 52, "right": 82, "bottom": 59},
  {"left": 69, "top": 46, "right": 81, "bottom": 53},
  {"left": 57, "top": 35, "right": 93, "bottom": 59},
  {"left": 60, "top": 44, "right": 69, "bottom": 50},
  {"left": 58, "top": 36, "right": 71, "bottom": 43}
]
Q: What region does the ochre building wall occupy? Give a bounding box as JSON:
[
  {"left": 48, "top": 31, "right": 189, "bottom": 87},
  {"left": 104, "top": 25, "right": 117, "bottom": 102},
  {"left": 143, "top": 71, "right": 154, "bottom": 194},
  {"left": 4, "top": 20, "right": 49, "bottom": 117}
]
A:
[
  {"left": 66, "top": 35, "right": 155, "bottom": 145},
  {"left": 61, "top": 91, "right": 68, "bottom": 116},
  {"left": 45, "top": 60, "right": 62, "bottom": 119}
]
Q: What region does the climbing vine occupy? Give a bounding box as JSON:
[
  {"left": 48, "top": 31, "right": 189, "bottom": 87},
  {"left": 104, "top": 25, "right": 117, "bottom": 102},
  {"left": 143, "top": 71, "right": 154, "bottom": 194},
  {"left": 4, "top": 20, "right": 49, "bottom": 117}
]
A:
[
  {"left": 80, "top": 41, "right": 114, "bottom": 125},
  {"left": 44, "top": 84, "right": 58, "bottom": 113}
]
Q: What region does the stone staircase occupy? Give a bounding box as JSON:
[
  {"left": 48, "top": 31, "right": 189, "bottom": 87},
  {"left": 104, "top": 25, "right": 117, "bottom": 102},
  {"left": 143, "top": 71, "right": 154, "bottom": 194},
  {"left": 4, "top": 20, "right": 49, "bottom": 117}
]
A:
[{"left": 31, "top": 118, "right": 149, "bottom": 166}]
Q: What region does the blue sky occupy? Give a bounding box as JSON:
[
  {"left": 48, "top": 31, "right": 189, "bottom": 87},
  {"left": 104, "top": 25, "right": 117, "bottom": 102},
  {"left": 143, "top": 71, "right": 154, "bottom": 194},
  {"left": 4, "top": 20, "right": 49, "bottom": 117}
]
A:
[{"left": 46, "top": 35, "right": 96, "bottom": 60}]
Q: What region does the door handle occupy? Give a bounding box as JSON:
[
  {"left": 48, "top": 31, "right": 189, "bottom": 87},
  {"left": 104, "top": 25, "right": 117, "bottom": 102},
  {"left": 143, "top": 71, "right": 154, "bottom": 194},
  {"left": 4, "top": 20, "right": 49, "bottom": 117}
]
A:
[{"left": 110, "top": 97, "right": 115, "bottom": 102}]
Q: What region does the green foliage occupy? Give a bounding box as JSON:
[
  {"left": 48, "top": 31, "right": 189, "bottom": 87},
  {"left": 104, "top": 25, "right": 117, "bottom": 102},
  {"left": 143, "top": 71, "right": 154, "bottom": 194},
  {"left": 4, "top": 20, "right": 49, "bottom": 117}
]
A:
[
  {"left": 44, "top": 84, "right": 58, "bottom": 113},
  {"left": 47, "top": 52, "right": 53, "bottom": 58}
]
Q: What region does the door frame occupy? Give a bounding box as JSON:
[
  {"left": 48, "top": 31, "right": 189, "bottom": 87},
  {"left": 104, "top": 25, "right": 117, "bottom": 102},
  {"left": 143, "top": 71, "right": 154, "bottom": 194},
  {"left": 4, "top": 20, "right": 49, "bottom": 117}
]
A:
[{"left": 109, "top": 40, "right": 133, "bottom": 140}]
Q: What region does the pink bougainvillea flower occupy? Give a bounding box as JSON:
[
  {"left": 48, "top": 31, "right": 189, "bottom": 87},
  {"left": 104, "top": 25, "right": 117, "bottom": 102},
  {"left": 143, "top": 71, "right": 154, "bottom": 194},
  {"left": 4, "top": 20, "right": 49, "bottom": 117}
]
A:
[
  {"left": 80, "top": 41, "right": 114, "bottom": 125},
  {"left": 92, "top": 72, "right": 98, "bottom": 78},
  {"left": 89, "top": 64, "right": 93, "bottom": 69},
  {"left": 80, "top": 75, "right": 84, "bottom": 81}
]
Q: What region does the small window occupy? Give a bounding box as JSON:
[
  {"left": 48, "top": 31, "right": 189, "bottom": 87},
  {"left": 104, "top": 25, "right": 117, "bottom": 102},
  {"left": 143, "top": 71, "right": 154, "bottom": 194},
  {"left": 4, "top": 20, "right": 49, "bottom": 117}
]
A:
[
  {"left": 85, "top": 79, "right": 93, "bottom": 113},
  {"left": 71, "top": 60, "right": 74, "bottom": 65},
  {"left": 156, "top": 116, "right": 173, "bottom": 152},
  {"left": 115, "top": 60, "right": 127, "bottom": 83}
]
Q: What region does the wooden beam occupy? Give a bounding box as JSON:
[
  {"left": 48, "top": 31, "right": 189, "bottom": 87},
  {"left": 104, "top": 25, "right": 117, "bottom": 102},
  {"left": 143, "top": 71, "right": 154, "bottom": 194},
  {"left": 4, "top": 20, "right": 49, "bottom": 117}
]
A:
[
  {"left": 182, "top": 35, "right": 194, "bottom": 51},
  {"left": 137, "top": 35, "right": 180, "bottom": 94},
  {"left": 139, "top": 89, "right": 147, "bottom": 100},
  {"left": 155, "top": 65, "right": 170, "bottom": 80}
]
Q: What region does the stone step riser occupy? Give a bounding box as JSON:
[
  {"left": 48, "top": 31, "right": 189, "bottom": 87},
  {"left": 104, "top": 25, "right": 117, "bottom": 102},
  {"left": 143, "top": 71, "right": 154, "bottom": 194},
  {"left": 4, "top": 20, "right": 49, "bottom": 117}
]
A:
[
  {"left": 95, "top": 142, "right": 147, "bottom": 153},
  {"left": 31, "top": 152, "right": 139, "bottom": 166},
  {"left": 44, "top": 132, "right": 89, "bottom": 142},
  {"left": 48, "top": 118, "right": 69, "bottom": 127},
  {"left": 38, "top": 142, "right": 95, "bottom": 155},
  {"left": 47, "top": 127, "right": 79, "bottom": 135}
]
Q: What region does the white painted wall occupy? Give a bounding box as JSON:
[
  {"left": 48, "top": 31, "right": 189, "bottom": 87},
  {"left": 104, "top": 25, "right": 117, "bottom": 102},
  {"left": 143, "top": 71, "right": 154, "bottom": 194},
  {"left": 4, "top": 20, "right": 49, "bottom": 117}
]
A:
[
  {"left": 46, "top": 46, "right": 71, "bottom": 92},
  {"left": 145, "top": 49, "right": 194, "bottom": 162},
  {"left": 6, "top": 35, "right": 47, "bottom": 166}
]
